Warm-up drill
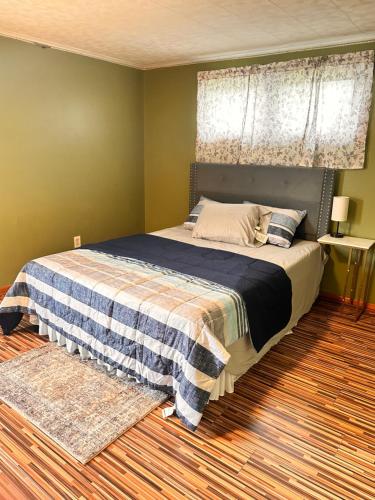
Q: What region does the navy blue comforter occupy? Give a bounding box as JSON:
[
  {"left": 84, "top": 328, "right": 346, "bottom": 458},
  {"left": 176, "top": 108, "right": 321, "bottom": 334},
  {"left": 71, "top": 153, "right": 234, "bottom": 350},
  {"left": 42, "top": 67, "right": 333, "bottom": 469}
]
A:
[{"left": 82, "top": 234, "right": 292, "bottom": 351}]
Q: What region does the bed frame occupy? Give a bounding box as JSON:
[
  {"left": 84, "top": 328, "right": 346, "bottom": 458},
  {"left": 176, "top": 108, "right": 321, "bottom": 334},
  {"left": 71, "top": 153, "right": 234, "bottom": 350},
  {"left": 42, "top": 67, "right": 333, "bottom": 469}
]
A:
[{"left": 189, "top": 163, "right": 336, "bottom": 241}]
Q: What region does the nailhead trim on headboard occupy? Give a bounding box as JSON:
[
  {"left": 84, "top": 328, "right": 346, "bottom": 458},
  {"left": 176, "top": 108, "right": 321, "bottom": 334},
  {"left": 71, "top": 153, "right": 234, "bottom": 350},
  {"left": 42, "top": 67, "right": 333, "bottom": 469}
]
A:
[
  {"left": 189, "top": 162, "right": 199, "bottom": 212},
  {"left": 317, "top": 168, "right": 335, "bottom": 238}
]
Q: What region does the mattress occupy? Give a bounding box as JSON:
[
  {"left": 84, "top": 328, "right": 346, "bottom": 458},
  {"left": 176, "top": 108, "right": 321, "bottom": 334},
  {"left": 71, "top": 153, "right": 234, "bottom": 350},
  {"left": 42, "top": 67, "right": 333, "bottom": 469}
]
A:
[{"left": 152, "top": 226, "right": 326, "bottom": 399}]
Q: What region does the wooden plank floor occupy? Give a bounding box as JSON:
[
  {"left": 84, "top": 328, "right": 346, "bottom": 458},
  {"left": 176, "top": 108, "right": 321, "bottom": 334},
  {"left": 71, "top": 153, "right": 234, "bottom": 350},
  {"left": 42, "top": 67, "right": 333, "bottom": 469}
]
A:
[{"left": 0, "top": 295, "right": 374, "bottom": 499}]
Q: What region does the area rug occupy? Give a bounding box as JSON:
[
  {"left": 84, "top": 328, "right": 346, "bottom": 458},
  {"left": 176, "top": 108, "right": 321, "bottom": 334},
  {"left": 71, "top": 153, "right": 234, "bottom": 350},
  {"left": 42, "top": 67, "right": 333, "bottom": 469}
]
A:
[{"left": 0, "top": 344, "right": 168, "bottom": 463}]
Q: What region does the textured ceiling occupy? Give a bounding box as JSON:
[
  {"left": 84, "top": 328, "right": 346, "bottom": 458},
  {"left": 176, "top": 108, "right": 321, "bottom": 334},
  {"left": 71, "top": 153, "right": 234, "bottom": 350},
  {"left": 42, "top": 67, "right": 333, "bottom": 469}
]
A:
[{"left": 0, "top": 0, "right": 374, "bottom": 69}]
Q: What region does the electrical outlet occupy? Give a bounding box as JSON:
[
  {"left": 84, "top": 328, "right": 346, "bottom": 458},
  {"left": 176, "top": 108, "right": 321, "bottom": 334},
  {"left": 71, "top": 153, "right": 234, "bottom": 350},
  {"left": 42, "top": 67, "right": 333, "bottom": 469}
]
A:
[{"left": 73, "top": 235, "right": 81, "bottom": 248}]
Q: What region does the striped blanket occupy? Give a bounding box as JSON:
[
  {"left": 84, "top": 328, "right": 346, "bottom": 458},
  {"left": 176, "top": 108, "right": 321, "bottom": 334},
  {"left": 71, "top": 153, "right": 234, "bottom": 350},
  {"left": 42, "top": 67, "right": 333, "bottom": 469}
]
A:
[
  {"left": 0, "top": 249, "right": 247, "bottom": 429},
  {"left": 0, "top": 235, "right": 291, "bottom": 429}
]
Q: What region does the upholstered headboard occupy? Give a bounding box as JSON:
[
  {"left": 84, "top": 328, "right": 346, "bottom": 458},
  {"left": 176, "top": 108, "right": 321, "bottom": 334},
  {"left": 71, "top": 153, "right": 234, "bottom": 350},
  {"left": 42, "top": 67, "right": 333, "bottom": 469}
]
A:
[{"left": 189, "top": 163, "right": 335, "bottom": 241}]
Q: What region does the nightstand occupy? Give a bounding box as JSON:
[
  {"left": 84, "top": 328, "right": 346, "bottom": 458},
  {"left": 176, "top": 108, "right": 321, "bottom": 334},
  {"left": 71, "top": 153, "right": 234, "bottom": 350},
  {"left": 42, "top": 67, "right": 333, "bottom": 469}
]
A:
[{"left": 318, "top": 234, "right": 375, "bottom": 320}]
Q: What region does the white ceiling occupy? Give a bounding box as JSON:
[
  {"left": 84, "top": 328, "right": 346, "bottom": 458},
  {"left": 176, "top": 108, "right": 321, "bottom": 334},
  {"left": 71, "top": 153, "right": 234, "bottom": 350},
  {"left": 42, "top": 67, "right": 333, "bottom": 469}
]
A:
[{"left": 0, "top": 0, "right": 374, "bottom": 70}]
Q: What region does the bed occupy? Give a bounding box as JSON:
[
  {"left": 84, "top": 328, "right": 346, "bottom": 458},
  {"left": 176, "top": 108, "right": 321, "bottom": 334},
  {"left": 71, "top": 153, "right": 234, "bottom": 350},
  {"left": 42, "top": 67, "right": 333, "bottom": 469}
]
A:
[
  {"left": 152, "top": 225, "right": 327, "bottom": 399},
  {"left": 0, "top": 163, "right": 335, "bottom": 430}
]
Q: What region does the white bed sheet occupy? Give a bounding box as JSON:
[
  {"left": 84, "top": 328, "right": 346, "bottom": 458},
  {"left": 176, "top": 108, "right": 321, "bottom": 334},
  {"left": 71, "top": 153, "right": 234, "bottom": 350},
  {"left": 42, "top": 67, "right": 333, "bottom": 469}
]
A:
[{"left": 152, "top": 226, "right": 326, "bottom": 399}]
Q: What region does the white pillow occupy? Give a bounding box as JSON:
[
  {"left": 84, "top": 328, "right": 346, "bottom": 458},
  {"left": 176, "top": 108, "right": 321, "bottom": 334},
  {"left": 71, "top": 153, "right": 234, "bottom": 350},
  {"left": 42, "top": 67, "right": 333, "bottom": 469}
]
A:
[
  {"left": 183, "top": 196, "right": 220, "bottom": 230},
  {"left": 192, "top": 203, "right": 269, "bottom": 247}
]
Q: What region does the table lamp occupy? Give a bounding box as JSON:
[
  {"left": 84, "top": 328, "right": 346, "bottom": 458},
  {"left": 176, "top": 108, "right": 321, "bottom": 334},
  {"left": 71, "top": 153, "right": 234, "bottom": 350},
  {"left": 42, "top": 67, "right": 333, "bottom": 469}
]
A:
[{"left": 330, "top": 196, "right": 349, "bottom": 238}]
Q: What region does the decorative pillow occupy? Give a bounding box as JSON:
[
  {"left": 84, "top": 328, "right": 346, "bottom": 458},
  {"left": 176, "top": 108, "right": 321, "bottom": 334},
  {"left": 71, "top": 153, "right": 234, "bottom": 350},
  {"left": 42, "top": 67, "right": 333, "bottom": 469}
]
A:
[
  {"left": 183, "top": 196, "right": 220, "bottom": 230},
  {"left": 267, "top": 208, "right": 306, "bottom": 248},
  {"left": 192, "top": 203, "right": 269, "bottom": 247},
  {"left": 244, "top": 201, "right": 306, "bottom": 248}
]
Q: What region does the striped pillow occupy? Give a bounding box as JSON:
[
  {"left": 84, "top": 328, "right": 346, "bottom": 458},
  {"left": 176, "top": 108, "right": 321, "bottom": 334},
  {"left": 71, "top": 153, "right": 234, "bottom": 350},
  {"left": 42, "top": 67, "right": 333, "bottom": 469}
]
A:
[
  {"left": 244, "top": 202, "right": 306, "bottom": 248},
  {"left": 184, "top": 196, "right": 220, "bottom": 230},
  {"left": 267, "top": 209, "right": 306, "bottom": 248}
]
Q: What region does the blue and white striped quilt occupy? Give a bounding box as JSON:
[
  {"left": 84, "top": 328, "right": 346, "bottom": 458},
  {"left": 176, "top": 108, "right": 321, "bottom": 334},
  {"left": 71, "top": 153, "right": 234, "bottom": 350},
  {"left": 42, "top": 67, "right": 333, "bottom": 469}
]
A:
[
  {"left": 0, "top": 234, "right": 291, "bottom": 429},
  {"left": 0, "top": 250, "right": 246, "bottom": 429}
]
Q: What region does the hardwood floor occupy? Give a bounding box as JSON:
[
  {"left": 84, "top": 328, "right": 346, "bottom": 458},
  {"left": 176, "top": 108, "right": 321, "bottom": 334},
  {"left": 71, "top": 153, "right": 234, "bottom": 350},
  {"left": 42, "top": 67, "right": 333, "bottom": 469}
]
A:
[{"left": 0, "top": 295, "right": 374, "bottom": 500}]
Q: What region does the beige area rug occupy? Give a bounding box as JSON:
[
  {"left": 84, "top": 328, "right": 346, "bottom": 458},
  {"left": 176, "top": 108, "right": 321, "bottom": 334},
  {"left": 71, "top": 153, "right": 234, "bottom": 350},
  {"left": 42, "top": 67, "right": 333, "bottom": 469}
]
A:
[{"left": 0, "top": 344, "right": 168, "bottom": 463}]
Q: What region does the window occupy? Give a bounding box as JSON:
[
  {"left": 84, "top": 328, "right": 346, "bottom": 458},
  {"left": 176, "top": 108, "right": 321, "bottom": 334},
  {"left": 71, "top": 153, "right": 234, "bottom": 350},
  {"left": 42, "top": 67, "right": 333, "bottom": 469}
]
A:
[{"left": 196, "top": 51, "right": 374, "bottom": 169}]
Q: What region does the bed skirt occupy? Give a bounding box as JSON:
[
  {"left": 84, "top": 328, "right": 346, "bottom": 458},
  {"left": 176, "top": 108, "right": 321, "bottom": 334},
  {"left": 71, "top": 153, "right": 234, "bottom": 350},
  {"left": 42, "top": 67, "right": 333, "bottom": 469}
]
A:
[
  {"left": 36, "top": 320, "right": 235, "bottom": 400},
  {"left": 36, "top": 320, "right": 292, "bottom": 403},
  {"left": 38, "top": 321, "right": 143, "bottom": 379}
]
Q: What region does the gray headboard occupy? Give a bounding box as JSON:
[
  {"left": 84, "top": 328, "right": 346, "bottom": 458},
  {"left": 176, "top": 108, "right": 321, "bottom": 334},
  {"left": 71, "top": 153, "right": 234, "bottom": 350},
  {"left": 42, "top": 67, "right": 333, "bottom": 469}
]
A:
[{"left": 189, "top": 162, "right": 335, "bottom": 241}]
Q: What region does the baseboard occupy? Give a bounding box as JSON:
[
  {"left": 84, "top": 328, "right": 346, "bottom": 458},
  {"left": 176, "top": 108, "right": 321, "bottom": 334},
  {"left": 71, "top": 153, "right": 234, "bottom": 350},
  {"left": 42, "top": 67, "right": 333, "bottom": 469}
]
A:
[{"left": 319, "top": 291, "right": 375, "bottom": 312}]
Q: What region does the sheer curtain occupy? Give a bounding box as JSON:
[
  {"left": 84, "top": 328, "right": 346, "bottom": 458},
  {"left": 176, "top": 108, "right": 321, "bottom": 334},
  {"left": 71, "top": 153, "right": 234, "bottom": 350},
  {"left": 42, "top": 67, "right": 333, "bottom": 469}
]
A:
[{"left": 196, "top": 51, "right": 374, "bottom": 169}]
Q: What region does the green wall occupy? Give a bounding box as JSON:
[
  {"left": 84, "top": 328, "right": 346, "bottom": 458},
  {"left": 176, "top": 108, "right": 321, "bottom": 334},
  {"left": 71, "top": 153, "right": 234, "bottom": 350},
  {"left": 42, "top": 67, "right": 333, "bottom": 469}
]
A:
[
  {"left": 1, "top": 35, "right": 374, "bottom": 303},
  {"left": 144, "top": 42, "right": 375, "bottom": 302},
  {"left": 0, "top": 36, "right": 144, "bottom": 286}
]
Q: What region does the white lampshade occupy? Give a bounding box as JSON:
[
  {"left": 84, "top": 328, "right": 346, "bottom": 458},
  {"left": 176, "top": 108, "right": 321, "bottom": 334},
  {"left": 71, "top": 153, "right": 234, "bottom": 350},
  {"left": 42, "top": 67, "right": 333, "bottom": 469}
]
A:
[{"left": 331, "top": 196, "right": 349, "bottom": 222}]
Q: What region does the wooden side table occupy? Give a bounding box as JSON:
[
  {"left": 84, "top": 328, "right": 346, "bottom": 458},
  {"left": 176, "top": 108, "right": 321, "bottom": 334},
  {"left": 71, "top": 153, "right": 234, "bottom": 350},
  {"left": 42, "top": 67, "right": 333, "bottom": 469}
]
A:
[{"left": 318, "top": 234, "right": 375, "bottom": 321}]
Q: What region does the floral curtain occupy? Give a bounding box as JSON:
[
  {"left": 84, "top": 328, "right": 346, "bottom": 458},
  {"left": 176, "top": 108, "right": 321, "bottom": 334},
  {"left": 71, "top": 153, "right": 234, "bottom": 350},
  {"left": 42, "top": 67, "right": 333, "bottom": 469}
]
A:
[{"left": 196, "top": 51, "right": 374, "bottom": 169}]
